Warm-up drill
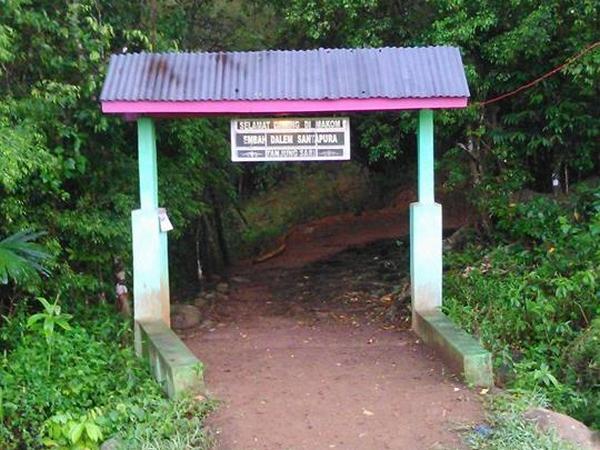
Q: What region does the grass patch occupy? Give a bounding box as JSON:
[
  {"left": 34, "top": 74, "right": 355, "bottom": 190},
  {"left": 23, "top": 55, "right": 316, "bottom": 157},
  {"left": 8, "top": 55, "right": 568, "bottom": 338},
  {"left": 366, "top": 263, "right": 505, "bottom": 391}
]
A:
[
  {"left": 121, "top": 397, "right": 216, "bottom": 449},
  {"left": 465, "top": 390, "right": 576, "bottom": 450}
]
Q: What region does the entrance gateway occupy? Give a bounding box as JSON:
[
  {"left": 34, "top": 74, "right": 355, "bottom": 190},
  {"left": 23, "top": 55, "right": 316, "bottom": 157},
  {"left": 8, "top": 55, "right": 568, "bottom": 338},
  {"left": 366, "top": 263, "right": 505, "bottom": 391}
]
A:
[{"left": 100, "top": 46, "right": 492, "bottom": 397}]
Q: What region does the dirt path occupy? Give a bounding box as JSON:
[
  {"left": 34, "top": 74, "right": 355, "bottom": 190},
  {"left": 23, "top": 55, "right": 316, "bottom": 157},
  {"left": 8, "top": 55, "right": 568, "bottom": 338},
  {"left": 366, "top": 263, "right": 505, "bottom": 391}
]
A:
[{"left": 182, "top": 204, "right": 484, "bottom": 450}]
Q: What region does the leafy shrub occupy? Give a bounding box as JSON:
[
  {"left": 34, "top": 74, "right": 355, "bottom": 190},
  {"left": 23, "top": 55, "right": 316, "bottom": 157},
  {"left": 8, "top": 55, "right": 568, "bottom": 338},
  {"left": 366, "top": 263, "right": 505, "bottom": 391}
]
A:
[
  {"left": 42, "top": 408, "right": 104, "bottom": 449},
  {"left": 444, "top": 184, "right": 600, "bottom": 429},
  {"left": 0, "top": 301, "right": 212, "bottom": 449},
  {"left": 563, "top": 318, "right": 600, "bottom": 427},
  {"left": 564, "top": 318, "right": 600, "bottom": 391}
]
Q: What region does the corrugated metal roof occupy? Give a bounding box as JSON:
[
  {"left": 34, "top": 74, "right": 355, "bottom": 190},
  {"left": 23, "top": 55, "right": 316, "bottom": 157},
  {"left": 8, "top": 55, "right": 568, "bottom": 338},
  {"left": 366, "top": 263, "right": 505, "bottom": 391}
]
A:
[{"left": 100, "top": 46, "right": 470, "bottom": 102}]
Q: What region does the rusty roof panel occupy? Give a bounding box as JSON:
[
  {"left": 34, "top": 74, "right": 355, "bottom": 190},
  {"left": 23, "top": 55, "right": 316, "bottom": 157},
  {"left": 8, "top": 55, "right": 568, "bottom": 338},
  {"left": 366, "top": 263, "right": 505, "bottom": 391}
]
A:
[{"left": 100, "top": 46, "right": 470, "bottom": 102}]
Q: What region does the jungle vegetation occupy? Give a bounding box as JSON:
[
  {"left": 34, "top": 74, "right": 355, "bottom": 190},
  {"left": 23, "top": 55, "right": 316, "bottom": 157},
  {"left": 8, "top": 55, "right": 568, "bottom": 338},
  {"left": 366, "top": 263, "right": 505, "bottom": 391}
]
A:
[{"left": 0, "top": 0, "right": 598, "bottom": 448}]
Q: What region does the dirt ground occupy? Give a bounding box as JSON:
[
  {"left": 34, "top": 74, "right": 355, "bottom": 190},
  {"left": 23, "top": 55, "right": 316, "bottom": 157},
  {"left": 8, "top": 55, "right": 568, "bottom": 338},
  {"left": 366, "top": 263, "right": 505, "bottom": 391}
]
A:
[{"left": 182, "top": 204, "right": 485, "bottom": 450}]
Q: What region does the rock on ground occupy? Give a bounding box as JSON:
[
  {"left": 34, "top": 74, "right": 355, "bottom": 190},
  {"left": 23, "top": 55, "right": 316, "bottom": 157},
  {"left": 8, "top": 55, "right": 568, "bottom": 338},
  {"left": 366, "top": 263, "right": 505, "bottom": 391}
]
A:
[
  {"left": 524, "top": 407, "right": 600, "bottom": 450},
  {"left": 216, "top": 282, "right": 229, "bottom": 294},
  {"left": 100, "top": 437, "right": 122, "bottom": 450},
  {"left": 171, "top": 303, "right": 203, "bottom": 330}
]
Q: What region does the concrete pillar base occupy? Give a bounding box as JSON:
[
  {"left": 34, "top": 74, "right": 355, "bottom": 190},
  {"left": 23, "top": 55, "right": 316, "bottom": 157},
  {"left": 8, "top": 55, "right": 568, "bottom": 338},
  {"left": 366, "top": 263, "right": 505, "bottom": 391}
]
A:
[
  {"left": 132, "top": 208, "right": 170, "bottom": 356},
  {"left": 410, "top": 201, "right": 442, "bottom": 321},
  {"left": 137, "top": 320, "right": 206, "bottom": 398},
  {"left": 414, "top": 310, "right": 493, "bottom": 387}
]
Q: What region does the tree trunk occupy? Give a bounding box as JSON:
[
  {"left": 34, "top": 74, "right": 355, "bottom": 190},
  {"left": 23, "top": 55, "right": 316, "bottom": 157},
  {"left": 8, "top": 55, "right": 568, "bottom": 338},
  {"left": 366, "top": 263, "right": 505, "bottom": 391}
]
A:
[{"left": 208, "top": 187, "right": 230, "bottom": 266}]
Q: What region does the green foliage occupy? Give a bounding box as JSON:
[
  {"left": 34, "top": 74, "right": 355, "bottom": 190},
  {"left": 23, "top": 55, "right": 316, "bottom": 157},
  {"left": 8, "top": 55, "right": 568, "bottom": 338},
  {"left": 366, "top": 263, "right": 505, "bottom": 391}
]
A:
[
  {"left": 274, "top": 0, "right": 599, "bottom": 207},
  {"left": 27, "top": 296, "right": 73, "bottom": 374},
  {"left": 0, "top": 231, "right": 51, "bottom": 285},
  {"left": 444, "top": 185, "right": 600, "bottom": 429},
  {"left": 563, "top": 318, "right": 600, "bottom": 427},
  {"left": 0, "top": 110, "right": 58, "bottom": 194},
  {"left": 0, "top": 303, "right": 211, "bottom": 449},
  {"left": 424, "top": 0, "right": 599, "bottom": 188},
  {"left": 0, "top": 0, "right": 261, "bottom": 306},
  {"left": 27, "top": 297, "right": 73, "bottom": 345},
  {"left": 277, "top": 0, "right": 389, "bottom": 47},
  {"left": 42, "top": 408, "right": 104, "bottom": 449},
  {"left": 0, "top": 0, "right": 138, "bottom": 307},
  {"left": 565, "top": 318, "right": 600, "bottom": 391}
]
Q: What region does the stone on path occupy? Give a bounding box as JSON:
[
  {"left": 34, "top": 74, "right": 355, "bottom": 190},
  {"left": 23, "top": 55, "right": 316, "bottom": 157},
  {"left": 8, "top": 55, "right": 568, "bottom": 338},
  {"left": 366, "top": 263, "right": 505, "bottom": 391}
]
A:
[
  {"left": 171, "top": 303, "right": 203, "bottom": 330},
  {"left": 100, "top": 437, "right": 122, "bottom": 450},
  {"left": 216, "top": 282, "right": 229, "bottom": 294},
  {"left": 231, "top": 276, "right": 250, "bottom": 283},
  {"left": 524, "top": 407, "right": 600, "bottom": 450}
]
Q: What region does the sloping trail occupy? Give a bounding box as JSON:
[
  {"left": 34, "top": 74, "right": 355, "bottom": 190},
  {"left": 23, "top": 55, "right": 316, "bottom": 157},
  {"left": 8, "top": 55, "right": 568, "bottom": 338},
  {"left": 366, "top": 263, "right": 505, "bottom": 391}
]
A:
[{"left": 183, "top": 199, "right": 484, "bottom": 449}]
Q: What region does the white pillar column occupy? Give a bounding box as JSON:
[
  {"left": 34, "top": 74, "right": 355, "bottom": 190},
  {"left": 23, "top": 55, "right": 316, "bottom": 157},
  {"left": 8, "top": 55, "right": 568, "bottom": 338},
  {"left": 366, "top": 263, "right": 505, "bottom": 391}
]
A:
[{"left": 410, "top": 109, "right": 443, "bottom": 321}]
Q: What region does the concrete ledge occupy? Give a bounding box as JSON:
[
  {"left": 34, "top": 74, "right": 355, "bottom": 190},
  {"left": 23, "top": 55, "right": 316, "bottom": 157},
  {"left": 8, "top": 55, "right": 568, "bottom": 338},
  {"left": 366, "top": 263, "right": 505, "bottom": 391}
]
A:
[
  {"left": 136, "top": 320, "right": 205, "bottom": 398},
  {"left": 414, "top": 310, "right": 493, "bottom": 387}
]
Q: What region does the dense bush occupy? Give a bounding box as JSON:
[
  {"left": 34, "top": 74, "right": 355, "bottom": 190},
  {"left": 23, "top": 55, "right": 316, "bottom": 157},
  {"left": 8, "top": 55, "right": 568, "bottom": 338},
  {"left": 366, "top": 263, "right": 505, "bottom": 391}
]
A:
[
  {"left": 444, "top": 183, "right": 600, "bottom": 429},
  {"left": 0, "top": 1, "right": 271, "bottom": 314},
  {"left": 0, "top": 300, "right": 212, "bottom": 449}
]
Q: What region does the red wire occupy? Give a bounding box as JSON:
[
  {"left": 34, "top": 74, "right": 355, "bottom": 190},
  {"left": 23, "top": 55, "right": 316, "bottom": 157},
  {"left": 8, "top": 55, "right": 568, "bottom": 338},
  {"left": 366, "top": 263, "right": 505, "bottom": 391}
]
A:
[{"left": 475, "top": 41, "right": 599, "bottom": 107}]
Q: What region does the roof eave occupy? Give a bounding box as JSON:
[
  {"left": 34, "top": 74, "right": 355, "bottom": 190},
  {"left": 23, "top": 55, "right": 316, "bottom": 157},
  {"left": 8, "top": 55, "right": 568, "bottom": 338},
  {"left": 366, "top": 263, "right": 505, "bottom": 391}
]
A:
[{"left": 101, "top": 97, "right": 469, "bottom": 118}]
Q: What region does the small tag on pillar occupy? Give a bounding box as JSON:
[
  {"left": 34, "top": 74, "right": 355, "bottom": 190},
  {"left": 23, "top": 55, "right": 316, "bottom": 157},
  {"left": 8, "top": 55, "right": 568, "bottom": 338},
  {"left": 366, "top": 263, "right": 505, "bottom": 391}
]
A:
[{"left": 158, "top": 208, "right": 174, "bottom": 232}]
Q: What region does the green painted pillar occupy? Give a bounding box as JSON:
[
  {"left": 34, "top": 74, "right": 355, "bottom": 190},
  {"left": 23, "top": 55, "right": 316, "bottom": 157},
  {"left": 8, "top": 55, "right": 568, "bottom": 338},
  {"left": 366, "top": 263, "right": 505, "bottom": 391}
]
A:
[
  {"left": 410, "top": 110, "right": 442, "bottom": 323},
  {"left": 132, "top": 118, "right": 170, "bottom": 354},
  {"left": 137, "top": 118, "right": 159, "bottom": 210},
  {"left": 417, "top": 110, "right": 435, "bottom": 203}
]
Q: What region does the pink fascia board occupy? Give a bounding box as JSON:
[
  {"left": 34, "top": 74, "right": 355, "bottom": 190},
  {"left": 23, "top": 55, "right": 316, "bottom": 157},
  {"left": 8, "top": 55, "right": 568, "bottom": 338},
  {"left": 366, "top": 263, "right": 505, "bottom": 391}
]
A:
[{"left": 101, "top": 97, "right": 468, "bottom": 117}]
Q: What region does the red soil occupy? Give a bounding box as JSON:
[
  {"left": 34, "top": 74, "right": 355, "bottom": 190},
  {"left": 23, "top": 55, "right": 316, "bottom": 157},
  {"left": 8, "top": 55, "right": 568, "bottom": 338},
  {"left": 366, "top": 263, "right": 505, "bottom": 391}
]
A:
[{"left": 183, "top": 197, "right": 483, "bottom": 449}]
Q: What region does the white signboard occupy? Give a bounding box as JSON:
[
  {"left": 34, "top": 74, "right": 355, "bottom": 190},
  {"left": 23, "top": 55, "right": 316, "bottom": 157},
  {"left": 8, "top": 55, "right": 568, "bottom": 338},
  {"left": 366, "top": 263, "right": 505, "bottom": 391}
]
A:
[{"left": 231, "top": 117, "right": 350, "bottom": 162}]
